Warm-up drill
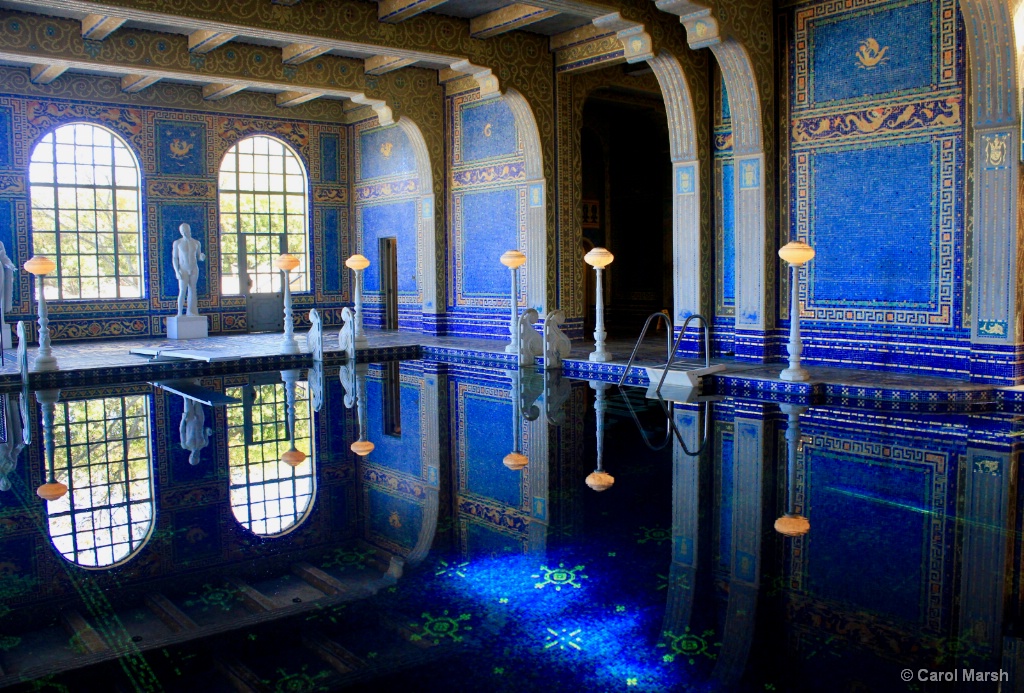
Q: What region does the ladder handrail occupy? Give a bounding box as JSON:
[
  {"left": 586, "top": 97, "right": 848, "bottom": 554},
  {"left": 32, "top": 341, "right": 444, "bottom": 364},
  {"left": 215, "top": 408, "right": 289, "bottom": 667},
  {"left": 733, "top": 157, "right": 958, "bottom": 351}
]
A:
[
  {"left": 656, "top": 313, "right": 712, "bottom": 396},
  {"left": 616, "top": 311, "right": 675, "bottom": 388}
]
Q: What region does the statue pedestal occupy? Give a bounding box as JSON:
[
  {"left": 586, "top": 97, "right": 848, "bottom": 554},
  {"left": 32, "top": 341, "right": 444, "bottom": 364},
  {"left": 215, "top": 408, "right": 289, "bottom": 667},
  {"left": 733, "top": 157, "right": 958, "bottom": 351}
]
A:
[
  {"left": 166, "top": 315, "right": 208, "bottom": 340},
  {"left": 0, "top": 323, "right": 10, "bottom": 349}
]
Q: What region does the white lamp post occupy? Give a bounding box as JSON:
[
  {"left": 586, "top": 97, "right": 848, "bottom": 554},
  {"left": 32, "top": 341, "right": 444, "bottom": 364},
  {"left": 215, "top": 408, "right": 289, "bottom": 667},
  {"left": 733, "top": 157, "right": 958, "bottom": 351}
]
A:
[
  {"left": 499, "top": 250, "right": 526, "bottom": 355},
  {"left": 276, "top": 253, "right": 301, "bottom": 355},
  {"left": 586, "top": 381, "right": 614, "bottom": 491},
  {"left": 774, "top": 404, "right": 809, "bottom": 537},
  {"left": 345, "top": 254, "right": 370, "bottom": 349},
  {"left": 584, "top": 248, "right": 614, "bottom": 363},
  {"left": 350, "top": 363, "right": 374, "bottom": 457},
  {"left": 280, "top": 369, "right": 307, "bottom": 468},
  {"left": 778, "top": 241, "right": 815, "bottom": 382},
  {"left": 24, "top": 256, "right": 58, "bottom": 372}
]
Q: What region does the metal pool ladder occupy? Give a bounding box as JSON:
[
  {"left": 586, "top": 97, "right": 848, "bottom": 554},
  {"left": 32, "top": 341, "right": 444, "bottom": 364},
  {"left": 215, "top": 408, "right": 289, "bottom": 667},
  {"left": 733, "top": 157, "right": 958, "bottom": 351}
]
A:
[{"left": 617, "top": 312, "right": 726, "bottom": 397}]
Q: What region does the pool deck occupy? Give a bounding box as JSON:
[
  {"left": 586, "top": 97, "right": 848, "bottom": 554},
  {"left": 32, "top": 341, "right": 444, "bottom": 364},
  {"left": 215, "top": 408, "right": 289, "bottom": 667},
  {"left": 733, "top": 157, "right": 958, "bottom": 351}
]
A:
[{"left": 2, "top": 327, "right": 1010, "bottom": 408}]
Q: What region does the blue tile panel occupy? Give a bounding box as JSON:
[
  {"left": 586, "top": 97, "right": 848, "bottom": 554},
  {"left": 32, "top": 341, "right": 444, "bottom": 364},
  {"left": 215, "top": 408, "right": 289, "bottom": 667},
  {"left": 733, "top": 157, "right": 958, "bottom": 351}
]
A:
[
  {"left": 457, "top": 98, "right": 519, "bottom": 164},
  {"left": 720, "top": 162, "right": 735, "bottom": 307},
  {"left": 786, "top": 0, "right": 966, "bottom": 376},
  {"left": 458, "top": 188, "right": 518, "bottom": 296},
  {"left": 0, "top": 106, "right": 10, "bottom": 168},
  {"left": 158, "top": 204, "right": 208, "bottom": 303},
  {"left": 360, "top": 200, "right": 418, "bottom": 294},
  {"left": 359, "top": 126, "right": 415, "bottom": 181},
  {"left": 155, "top": 120, "right": 205, "bottom": 177},
  {"left": 320, "top": 132, "right": 340, "bottom": 183},
  {"left": 321, "top": 207, "right": 343, "bottom": 295},
  {"left": 365, "top": 486, "right": 423, "bottom": 551},
  {"left": 809, "top": 140, "right": 935, "bottom": 306},
  {"left": 462, "top": 394, "right": 518, "bottom": 506},
  {"left": 810, "top": 1, "right": 935, "bottom": 104}
]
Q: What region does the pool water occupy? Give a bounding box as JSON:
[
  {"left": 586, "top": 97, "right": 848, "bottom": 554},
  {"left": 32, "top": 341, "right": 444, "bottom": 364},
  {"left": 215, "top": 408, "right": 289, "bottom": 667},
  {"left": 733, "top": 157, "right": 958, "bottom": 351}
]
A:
[{"left": 0, "top": 358, "right": 1016, "bottom": 692}]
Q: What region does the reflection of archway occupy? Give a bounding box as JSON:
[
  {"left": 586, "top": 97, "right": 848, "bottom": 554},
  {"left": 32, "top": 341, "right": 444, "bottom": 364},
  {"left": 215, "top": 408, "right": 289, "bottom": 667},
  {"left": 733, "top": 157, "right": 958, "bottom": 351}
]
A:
[
  {"left": 46, "top": 393, "right": 155, "bottom": 569},
  {"left": 580, "top": 92, "right": 672, "bottom": 337},
  {"left": 226, "top": 376, "right": 315, "bottom": 537}
]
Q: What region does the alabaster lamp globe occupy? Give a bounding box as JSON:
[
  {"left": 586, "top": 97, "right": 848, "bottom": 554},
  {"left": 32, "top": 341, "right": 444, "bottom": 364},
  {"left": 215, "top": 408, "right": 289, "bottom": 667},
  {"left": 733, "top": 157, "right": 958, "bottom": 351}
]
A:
[
  {"left": 503, "top": 451, "right": 528, "bottom": 471},
  {"left": 24, "top": 255, "right": 56, "bottom": 276},
  {"left": 500, "top": 249, "right": 527, "bottom": 269},
  {"left": 585, "top": 470, "right": 615, "bottom": 492},
  {"left": 275, "top": 253, "right": 301, "bottom": 272},
  {"left": 584, "top": 247, "right": 614, "bottom": 269},
  {"left": 351, "top": 439, "right": 375, "bottom": 457},
  {"left": 345, "top": 254, "right": 371, "bottom": 272},
  {"left": 774, "top": 513, "right": 810, "bottom": 537},
  {"left": 36, "top": 480, "right": 68, "bottom": 501},
  {"left": 778, "top": 241, "right": 816, "bottom": 267},
  {"left": 281, "top": 448, "right": 307, "bottom": 467}
]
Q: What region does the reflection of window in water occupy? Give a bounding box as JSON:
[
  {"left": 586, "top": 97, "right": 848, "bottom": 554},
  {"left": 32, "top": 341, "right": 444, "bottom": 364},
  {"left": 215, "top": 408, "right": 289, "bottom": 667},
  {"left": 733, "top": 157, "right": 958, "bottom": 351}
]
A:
[
  {"left": 227, "top": 380, "right": 314, "bottom": 536},
  {"left": 47, "top": 395, "right": 153, "bottom": 568}
]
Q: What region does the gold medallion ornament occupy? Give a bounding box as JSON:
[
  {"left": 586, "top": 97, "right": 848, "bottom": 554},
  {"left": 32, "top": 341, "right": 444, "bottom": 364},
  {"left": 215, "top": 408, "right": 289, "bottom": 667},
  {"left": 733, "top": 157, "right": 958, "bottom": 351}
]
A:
[
  {"left": 483, "top": 123, "right": 492, "bottom": 138},
  {"left": 985, "top": 134, "right": 1008, "bottom": 167},
  {"left": 379, "top": 141, "right": 393, "bottom": 158},
  {"left": 856, "top": 38, "right": 889, "bottom": 69}
]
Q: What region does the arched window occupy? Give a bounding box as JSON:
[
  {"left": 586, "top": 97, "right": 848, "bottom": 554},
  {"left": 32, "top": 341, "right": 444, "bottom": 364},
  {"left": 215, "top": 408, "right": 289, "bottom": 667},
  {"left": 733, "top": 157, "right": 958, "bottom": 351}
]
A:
[
  {"left": 28, "top": 123, "right": 143, "bottom": 300},
  {"left": 227, "top": 377, "right": 314, "bottom": 536},
  {"left": 46, "top": 394, "right": 154, "bottom": 568},
  {"left": 218, "top": 136, "right": 309, "bottom": 295}
]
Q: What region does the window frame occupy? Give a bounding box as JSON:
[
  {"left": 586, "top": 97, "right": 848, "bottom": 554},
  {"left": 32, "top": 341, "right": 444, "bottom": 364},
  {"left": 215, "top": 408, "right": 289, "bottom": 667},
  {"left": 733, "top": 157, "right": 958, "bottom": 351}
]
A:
[{"left": 27, "top": 122, "right": 146, "bottom": 303}]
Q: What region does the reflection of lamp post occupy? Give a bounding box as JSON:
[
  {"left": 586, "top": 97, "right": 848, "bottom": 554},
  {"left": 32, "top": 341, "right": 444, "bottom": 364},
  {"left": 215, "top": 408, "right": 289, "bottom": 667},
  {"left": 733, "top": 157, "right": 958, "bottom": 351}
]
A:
[
  {"left": 276, "top": 253, "right": 301, "bottom": 355},
  {"left": 500, "top": 250, "right": 527, "bottom": 356},
  {"left": 345, "top": 254, "right": 370, "bottom": 349},
  {"left": 35, "top": 389, "right": 67, "bottom": 501},
  {"left": 280, "top": 369, "right": 307, "bottom": 468},
  {"left": 586, "top": 381, "right": 614, "bottom": 491},
  {"left": 778, "top": 241, "right": 815, "bottom": 382},
  {"left": 774, "top": 404, "right": 809, "bottom": 537},
  {"left": 24, "top": 256, "right": 58, "bottom": 372},
  {"left": 504, "top": 368, "right": 528, "bottom": 471},
  {"left": 584, "top": 248, "right": 614, "bottom": 363},
  {"left": 350, "top": 364, "right": 375, "bottom": 457}
]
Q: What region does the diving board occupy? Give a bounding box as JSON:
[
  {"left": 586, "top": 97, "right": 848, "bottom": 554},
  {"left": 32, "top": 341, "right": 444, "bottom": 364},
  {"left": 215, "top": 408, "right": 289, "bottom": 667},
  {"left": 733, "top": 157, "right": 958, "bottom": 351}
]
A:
[
  {"left": 130, "top": 347, "right": 237, "bottom": 363},
  {"left": 151, "top": 379, "right": 241, "bottom": 407}
]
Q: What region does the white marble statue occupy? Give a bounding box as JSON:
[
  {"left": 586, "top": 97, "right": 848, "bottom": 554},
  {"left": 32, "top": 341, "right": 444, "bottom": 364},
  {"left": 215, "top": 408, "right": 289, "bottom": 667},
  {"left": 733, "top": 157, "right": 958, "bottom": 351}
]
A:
[
  {"left": 172, "top": 223, "right": 205, "bottom": 317},
  {"left": 179, "top": 397, "right": 212, "bottom": 466}
]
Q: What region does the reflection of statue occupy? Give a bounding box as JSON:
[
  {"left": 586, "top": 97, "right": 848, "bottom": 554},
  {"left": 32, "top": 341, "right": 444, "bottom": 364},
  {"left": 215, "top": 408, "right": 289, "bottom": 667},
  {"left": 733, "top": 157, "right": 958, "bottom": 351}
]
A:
[
  {"left": 179, "top": 398, "right": 212, "bottom": 466},
  {"left": 172, "top": 223, "right": 205, "bottom": 317},
  {"left": 0, "top": 242, "right": 17, "bottom": 349},
  {"left": 0, "top": 393, "right": 26, "bottom": 492}
]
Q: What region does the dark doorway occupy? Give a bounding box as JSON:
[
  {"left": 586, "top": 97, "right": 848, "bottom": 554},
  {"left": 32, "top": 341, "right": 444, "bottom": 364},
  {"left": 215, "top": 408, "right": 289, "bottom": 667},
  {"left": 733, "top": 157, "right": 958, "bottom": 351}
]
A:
[
  {"left": 379, "top": 237, "right": 399, "bottom": 330},
  {"left": 581, "top": 92, "right": 672, "bottom": 340}
]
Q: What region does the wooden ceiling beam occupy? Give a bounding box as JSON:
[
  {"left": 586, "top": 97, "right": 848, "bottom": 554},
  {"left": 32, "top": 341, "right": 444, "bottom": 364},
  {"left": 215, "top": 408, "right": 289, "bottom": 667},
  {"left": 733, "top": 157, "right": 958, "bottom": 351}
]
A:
[
  {"left": 120, "top": 73, "right": 160, "bottom": 93},
  {"left": 81, "top": 13, "right": 126, "bottom": 40},
  {"left": 202, "top": 82, "right": 246, "bottom": 100},
  {"left": 282, "top": 43, "right": 331, "bottom": 65},
  {"left": 188, "top": 30, "right": 236, "bottom": 54},
  {"left": 276, "top": 90, "right": 323, "bottom": 107},
  {"left": 364, "top": 54, "right": 416, "bottom": 76},
  {"left": 377, "top": 0, "right": 449, "bottom": 23},
  {"left": 29, "top": 64, "right": 68, "bottom": 85},
  {"left": 470, "top": 4, "right": 559, "bottom": 40}
]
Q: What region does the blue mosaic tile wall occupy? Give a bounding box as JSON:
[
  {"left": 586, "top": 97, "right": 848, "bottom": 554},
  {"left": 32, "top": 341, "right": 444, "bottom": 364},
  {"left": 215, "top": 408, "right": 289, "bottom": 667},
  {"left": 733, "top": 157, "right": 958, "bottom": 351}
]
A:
[
  {"left": 353, "top": 120, "right": 423, "bottom": 333},
  {"left": 0, "top": 89, "right": 351, "bottom": 340},
  {"left": 447, "top": 91, "right": 528, "bottom": 339},
  {"left": 783, "top": 0, "right": 967, "bottom": 376}
]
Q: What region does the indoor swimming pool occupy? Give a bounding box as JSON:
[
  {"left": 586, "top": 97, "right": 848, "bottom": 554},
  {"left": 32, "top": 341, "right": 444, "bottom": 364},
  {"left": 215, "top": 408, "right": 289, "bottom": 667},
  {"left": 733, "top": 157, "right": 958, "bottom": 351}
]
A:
[{"left": 0, "top": 358, "right": 1016, "bottom": 692}]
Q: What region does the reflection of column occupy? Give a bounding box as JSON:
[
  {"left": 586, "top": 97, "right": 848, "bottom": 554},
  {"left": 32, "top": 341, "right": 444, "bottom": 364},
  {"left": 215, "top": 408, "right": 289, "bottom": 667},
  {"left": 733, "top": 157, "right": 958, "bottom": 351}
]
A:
[
  {"left": 350, "top": 364, "right": 374, "bottom": 457},
  {"left": 775, "top": 405, "right": 809, "bottom": 537},
  {"left": 712, "top": 410, "right": 765, "bottom": 688},
  {"left": 281, "top": 369, "right": 307, "bottom": 467},
  {"left": 0, "top": 394, "right": 25, "bottom": 492},
  {"left": 406, "top": 366, "right": 442, "bottom": 566},
  {"left": 959, "top": 439, "right": 1015, "bottom": 677},
  {"left": 35, "top": 389, "right": 66, "bottom": 501},
  {"left": 586, "top": 381, "right": 614, "bottom": 491},
  {"left": 661, "top": 403, "right": 701, "bottom": 637}
]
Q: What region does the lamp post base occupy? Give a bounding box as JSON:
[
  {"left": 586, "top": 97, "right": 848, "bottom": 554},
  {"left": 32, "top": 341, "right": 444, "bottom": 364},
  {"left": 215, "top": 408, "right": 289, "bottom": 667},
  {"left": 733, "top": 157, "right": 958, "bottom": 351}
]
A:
[
  {"left": 779, "top": 366, "right": 810, "bottom": 382},
  {"left": 33, "top": 354, "right": 58, "bottom": 372},
  {"left": 354, "top": 335, "right": 369, "bottom": 349},
  {"left": 588, "top": 350, "right": 612, "bottom": 363},
  {"left": 280, "top": 338, "right": 301, "bottom": 355}
]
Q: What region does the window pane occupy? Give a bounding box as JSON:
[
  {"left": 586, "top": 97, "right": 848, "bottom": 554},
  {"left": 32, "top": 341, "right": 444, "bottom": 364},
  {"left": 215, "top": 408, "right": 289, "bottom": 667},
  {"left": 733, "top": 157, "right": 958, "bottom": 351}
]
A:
[
  {"left": 218, "top": 136, "right": 309, "bottom": 294},
  {"left": 30, "top": 124, "right": 144, "bottom": 300}
]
